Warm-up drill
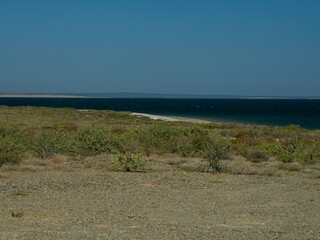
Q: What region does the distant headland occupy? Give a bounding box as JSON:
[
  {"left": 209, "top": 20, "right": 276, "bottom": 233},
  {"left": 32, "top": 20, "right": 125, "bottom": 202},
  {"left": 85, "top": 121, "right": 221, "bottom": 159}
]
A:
[
  {"left": 0, "top": 94, "right": 88, "bottom": 98},
  {"left": 0, "top": 93, "right": 319, "bottom": 99}
]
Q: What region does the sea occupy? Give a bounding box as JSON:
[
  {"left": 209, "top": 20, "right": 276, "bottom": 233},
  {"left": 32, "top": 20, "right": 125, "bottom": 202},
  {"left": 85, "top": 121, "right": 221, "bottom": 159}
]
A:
[{"left": 0, "top": 98, "right": 320, "bottom": 130}]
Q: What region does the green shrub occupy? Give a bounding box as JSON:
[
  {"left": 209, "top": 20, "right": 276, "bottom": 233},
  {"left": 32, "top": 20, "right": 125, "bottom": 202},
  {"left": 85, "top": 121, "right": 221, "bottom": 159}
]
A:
[
  {"left": 111, "top": 151, "right": 147, "bottom": 172},
  {"left": 276, "top": 153, "right": 294, "bottom": 163},
  {"left": 32, "top": 129, "right": 78, "bottom": 159},
  {"left": 145, "top": 124, "right": 176, "bottom": 147},
  {"left": 0, "top": 124, "right": 27, "bottom": 166},
  {"left": 134, "top": 128, "right": 154, "bottom": 155},
  {"left": 230, "top": 141, "right": 249, "bottom": 157},
  {"left": 164, "top": 126, "right": 209, "bottom": 156},
  {"left": 176, "top": 136, "right": 194, "bottom": 157},
  {"left": 200, "top": 137, "right": 230, "bottom": 173},
  {"left": 186, "top": 126, "right": 208, "bottom": 143},
  {"left": 77, "top": 126, "right": 123, "bottom": 154},
  {"left": 254, "top": 143, "right": 286, "bottom": 157},
  {"left": 285, "top": 139, "right": 320, "bottom": 164},
  {"left": 293, "top": 142, "right": 320, "bottom": 164},
  {"left": 179, "top": 125, "right": 207, "bottom": 137},
  {"left": 133, "top": 124, "right": 178, "bottom": 154}
]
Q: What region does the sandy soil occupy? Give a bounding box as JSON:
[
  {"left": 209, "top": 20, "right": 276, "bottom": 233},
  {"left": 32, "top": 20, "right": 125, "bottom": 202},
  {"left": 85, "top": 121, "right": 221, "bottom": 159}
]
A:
[{"left": 0, "top": 156, "right": 319, "bottom": 240}]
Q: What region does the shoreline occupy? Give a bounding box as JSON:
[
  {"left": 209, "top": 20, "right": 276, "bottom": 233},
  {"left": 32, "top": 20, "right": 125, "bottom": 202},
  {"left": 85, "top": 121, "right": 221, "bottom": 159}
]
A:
[{"left": 131, "top": 112, "right": 211, "bottom": 123}]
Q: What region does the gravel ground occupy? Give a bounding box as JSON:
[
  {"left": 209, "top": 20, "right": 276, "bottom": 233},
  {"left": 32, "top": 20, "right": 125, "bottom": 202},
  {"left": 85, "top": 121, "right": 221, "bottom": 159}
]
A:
[{"left": 0, "top": 166, "right": 320, "bottom": 240}]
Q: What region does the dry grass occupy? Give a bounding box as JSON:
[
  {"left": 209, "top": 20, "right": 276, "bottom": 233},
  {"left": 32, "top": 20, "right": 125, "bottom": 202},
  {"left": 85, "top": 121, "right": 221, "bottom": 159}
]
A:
[
  {"left": 0, "top": 150, "right": 310, "bottom": 176},
  {"left": 167, "top": 158, "right": 187, "bottom": 166},
  {"left": 277, "top": 162, "right": 303, "bottom": 171},
  {"left": 222, "top": 160, "right": 257, "bottom": 175},
  {"left": 0, "top": 152, "right": 314, "bottom": 178},
  {"left": 7, "top": 155, "right": 73, "bottom": 172}
]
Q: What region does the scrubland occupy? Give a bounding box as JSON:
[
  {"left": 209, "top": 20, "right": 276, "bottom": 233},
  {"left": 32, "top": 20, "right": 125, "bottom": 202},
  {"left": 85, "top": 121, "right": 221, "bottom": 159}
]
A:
[{"left": 0, "top": 106, "right": 319, "bottom": 239}]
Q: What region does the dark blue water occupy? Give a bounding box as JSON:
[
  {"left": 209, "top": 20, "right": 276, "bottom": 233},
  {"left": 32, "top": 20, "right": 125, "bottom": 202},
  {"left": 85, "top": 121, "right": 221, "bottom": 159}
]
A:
[{"left": 0, "top": 98, "right": 320, "bottom": 129}]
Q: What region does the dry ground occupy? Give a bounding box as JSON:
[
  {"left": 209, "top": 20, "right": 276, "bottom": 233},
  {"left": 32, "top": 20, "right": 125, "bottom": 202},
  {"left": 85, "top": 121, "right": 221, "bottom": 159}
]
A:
[{"left": 0, "top": 156, "right": 320, "bottom": 240}]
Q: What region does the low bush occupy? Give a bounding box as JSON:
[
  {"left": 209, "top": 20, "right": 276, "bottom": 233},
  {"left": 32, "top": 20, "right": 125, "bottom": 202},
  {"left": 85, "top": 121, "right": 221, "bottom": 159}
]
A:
[
  {"left": 277, "top": 162, "right": 302, "bottom": 171},
  {"left": 0, "top": 124, "right": 27, "bottom": 166},
  {"left": 286, "top": 139, "right": 320, "bottom": 164},
  {"left": 276, "top": 153, "right": 294, "bottom": 163},
  {"left": 1, "top": 106, "right": 320, "bottom": 170},
  {"left": 32, "top": 129, "right": 78, "bottom": 159},
  {"left": 165, "top": 126, "right": 210, "bottom": 156},
  {"left": 200, "top": 137, "right": 230, "bottom": 173},
  {"left": 247, "top": 151, "right": 268, "bottom": 162},
  {"left": 77, "top": 126, "right": 123, "bottom": 154},
  {"left": 0, "top": 128, "right": 27, "bottom": 167},
  {"left": 230, "top": 140, "right": 249, "bottom": 157},
  {"left": 111, "top": 151, "right": 147, "bottom": 172},
  {"left": 180, "top": 126, "right": 209, "bottom": 151},
  {"left": 134, "top": 124, "right": 208, "bottom": 155},
  {"left": 175, "top": 136, "right": 194, "bottom": 157},
  {"left": 137, "top": 124, "right": 176, "bottom": 150},
  {"left": 254, "top": 143, "right": 286, "bottom": 157}
]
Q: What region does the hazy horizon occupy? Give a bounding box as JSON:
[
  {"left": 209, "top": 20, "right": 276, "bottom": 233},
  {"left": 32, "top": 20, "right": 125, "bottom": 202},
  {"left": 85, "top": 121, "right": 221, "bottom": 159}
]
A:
[{"left": 1, "top": 1, "right": 319, "bottom": 96}]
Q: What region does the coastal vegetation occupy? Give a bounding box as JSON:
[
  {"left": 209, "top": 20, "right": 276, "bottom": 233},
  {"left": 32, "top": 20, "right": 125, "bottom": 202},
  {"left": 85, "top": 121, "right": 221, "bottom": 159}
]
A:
[{"left": 0, "top": 106, "right": 319, "bottom": 171}]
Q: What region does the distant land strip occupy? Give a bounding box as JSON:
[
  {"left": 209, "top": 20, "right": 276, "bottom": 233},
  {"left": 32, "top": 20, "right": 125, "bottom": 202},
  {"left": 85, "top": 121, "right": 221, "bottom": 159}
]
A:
[
  {"left": 0, "top": 94, "right": 90, "bottom": 98},
  {"left": 0, "top": 94, "right": 319, "bottom": 99}
]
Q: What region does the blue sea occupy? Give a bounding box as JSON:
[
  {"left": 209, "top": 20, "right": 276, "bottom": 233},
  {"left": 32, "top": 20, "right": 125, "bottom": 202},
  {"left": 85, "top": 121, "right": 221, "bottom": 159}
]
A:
[{"left": 0, "top": 98, "right": 320, "bottom": 129}]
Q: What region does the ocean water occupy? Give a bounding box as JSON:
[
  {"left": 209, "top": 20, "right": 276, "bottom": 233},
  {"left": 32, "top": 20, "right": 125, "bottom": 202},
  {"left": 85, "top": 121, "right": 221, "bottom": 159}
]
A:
[{"left": 0, "top": 98, "right": 320, "bottom": 129}]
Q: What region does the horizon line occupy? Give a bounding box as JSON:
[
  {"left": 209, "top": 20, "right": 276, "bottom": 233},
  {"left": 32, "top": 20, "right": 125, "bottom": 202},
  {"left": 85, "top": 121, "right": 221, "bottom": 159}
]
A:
[{"left": 0, "top": 93, "right": 320, "bottom": 99}]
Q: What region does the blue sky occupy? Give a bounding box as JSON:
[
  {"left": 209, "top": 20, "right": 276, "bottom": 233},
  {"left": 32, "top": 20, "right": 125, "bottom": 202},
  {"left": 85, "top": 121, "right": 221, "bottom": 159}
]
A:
[{"left": 0, "top": 0, "right": 319, "bottom": 96}]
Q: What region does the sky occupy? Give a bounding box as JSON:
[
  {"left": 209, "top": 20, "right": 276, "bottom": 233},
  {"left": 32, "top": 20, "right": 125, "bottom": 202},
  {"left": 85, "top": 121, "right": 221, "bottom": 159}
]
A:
[{"left": 0, "top": 0, "right": 319, "bottom": 96}]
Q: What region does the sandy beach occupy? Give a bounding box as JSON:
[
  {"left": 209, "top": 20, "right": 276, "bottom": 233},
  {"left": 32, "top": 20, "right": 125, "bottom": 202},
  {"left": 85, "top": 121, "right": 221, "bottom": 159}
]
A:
[{"left": 132, "top": 112, "right": 211, "bottom": 123}]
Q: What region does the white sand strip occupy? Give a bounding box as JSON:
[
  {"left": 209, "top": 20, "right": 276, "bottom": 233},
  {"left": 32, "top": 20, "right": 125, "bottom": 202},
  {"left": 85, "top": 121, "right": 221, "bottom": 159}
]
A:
[{"left": 132, "top": 112, "right": 211, "bottom": 123}]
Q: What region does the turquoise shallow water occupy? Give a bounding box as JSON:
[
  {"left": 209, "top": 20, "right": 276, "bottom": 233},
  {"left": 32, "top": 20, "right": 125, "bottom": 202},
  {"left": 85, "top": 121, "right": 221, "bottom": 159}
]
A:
[{"left": 0, "top": 98, "right": 320, "bottom": 129}]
